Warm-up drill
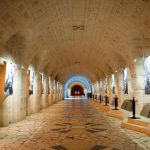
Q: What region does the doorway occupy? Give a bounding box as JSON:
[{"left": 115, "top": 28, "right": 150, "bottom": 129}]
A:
[{"left": 71, "top": 84, "right": 85, "bottom": 96}]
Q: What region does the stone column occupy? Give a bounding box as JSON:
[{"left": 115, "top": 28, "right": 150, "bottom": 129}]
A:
[
  {"left": 94, "top": 83, "right": 97, "bottom": 100},
  {"left": 0, "top": 63, "right": 8, "bottom": 126},
  {"left": 102, "top": 80, "right": 105, "bottom": 97},
  {"left": 27, "top": 71, "right": 41, "bottom": 115},
  {"left": 48, "top": 76, "right": 52, "bottom": 105},
  {"left": 114, "top": 72, "right": 118, "bottom": 96},
  {"left": 107, "top": 76, "right": 112, "bottom": 101},
  {"left": 34, "top": 71, "right": 41, "bottom": 113},
  {"left": 131, "top": 57, "right": 145, "bottom": 113},
  {"left": 56, "top": 82, "right": 59, "bottom": 102},
  {"left": 55, "top": 81, "right": 59, "bottom": 102},
  {"left": 116, "top": 70, "right": 124, "bottom": 107},
  {"left": 60, "top": 84, "right": 63, "bottom": 100},
  {"left": 40, "top": 75, "right": 49, "bottom": 108},
  {"left": 54, "top": 81, "right": 57, "bottom": 102},
  {"left": 46, "top": 75, "right": 49, "bottom": 105},
  {"left": 124, "top": 67, "right": 133, "bottom": 99},
  {"left": 50, "top": 78, "right": 53, "bottom": 104},
  {"left": 11, "top": 65, "right": 26, "bottom": 123},
  {"left": 91, "top": 84, "right": 94, "bottom": 99},
  {"left": 96, "top": 81, "right": 100, "bottom": 101},
  {"left": 52, "top": 80, "right": 56, "bottom": 104},
  {"left": 99, "top": 80, "right": 102, "bottom": 96},
  {"left": 58, "top": 83, "right": 61, "bottom": 101}
]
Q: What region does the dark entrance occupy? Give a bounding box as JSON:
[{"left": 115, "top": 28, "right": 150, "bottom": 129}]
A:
[{"left": 71, "top": 85, "right": 85, "bottom": 96}]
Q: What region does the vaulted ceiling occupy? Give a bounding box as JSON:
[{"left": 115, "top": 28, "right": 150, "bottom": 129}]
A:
[{"left": 0, "top": 0, "right": 150, "bottom": 82}]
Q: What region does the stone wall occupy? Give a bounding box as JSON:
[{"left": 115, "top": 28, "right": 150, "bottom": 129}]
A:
[
  {"left": 91, "top": 56, "right": 150, "bottom": 115},
  {"left": 0, "top": 58, "right": 63, "bottom": 127}
]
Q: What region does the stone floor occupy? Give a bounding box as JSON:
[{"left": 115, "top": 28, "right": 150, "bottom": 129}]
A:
[{"left": 0, "top": 100, "right": 150, "bottom": 150}]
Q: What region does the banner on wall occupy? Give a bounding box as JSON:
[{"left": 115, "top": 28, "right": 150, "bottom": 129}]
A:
[
  {"left": 4, "top": 62, "right": 15, "bottom": 96},
  {"left": 29, "top": 70, "right": 34, "bottom": 95},
  {"left": 112, "top": 74, "right": 115, "bottom": 94},
  {"left": 144, "top": 56, "right": 150, "bottom": 94},
  {"left": 123, "top": 68, "right": 128, "bottom": 94}
]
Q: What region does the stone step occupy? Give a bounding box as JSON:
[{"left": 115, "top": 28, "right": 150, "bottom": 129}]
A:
[
  {"left": 121, "top": 122, "right": 150, "bottom": 136},
  {"left": 97, "top": 105, "right": 111, "bottom": 112},
  {"left": 107, "top": 111, "right": 125, "bottom": 120},
  {"left": 89, "top": 100, "right": 111, "bottom": 112},
  {"left": 128, "top": 118, "right": 150, "bottom": 127}
]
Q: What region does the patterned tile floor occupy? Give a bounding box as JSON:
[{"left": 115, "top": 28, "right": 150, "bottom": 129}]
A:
[{"left": 0, "top": 100, "right": 150, "bottom": 150}]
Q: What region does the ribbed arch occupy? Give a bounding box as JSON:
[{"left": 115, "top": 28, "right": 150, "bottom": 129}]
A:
[{"left": 64, "top": 75, "right": 91, "bottom": 99}]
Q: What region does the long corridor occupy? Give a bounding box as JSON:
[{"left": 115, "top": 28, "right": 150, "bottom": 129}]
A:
[{"left": 0, "top": 100, "right": 150, "bottom": 150}]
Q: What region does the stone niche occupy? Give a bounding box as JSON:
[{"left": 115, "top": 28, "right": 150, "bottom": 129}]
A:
[
  {"left": 140, "top": 103, "right": 150, "bottom": 118},
  {"left": 121, "top": 99, "right": 133, "bottom": 111}
]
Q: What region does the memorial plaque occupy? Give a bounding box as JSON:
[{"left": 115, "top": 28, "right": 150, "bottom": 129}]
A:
[
  {"left": 126, "top": 100, "right": 133, "bottom": 111},
  {"left": 121, "top": 100, "right": 133, "bottom": 111},
  {"left": 140, "top": 103, "right": 150, "bottom": 118},
  {"left": 121, "top": 100, "right": 128, "bottom": 109}
]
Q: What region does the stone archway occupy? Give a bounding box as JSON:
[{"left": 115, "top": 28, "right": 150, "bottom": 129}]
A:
[{"left": 64, "top": 75, "right": 92, "bottom": 99}]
